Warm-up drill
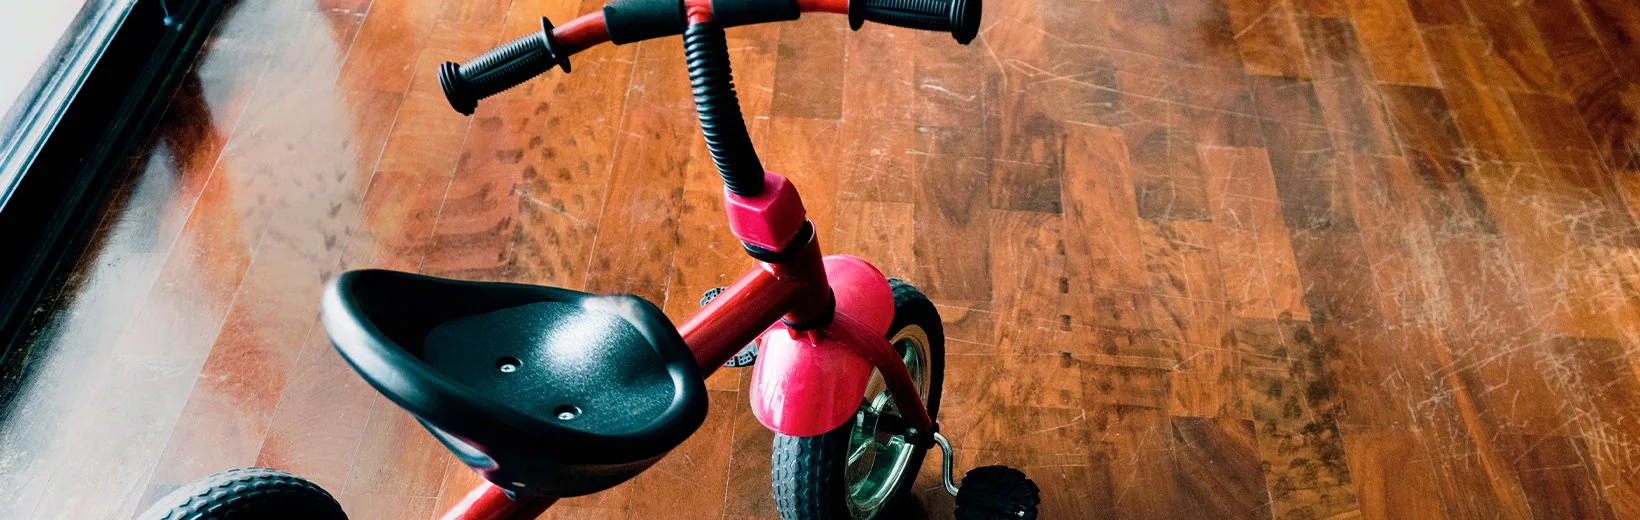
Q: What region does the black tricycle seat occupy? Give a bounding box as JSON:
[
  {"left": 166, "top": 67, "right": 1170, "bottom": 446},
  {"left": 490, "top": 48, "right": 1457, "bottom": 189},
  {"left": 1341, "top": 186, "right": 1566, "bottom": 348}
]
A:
[{"left": 320, "top": 270, "right": 707, "bottom": 497}]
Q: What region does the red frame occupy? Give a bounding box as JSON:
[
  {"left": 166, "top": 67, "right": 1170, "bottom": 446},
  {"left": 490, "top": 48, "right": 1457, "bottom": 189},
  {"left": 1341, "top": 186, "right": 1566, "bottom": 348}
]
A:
[
  {"left": 439, "top": 3, "right": 930, "bottom": 518},
  {"left": 446, "top": 220, "right": 933, "bottom": 520},
  {"left": 456, "top": 223, "right": 934, "bottom": 518}
]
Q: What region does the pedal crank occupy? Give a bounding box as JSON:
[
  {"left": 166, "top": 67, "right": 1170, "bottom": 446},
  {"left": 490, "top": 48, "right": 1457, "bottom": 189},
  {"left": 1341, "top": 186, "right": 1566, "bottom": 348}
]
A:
[{"left": 934, "top": 431, "right": 959, "bottom": 497}]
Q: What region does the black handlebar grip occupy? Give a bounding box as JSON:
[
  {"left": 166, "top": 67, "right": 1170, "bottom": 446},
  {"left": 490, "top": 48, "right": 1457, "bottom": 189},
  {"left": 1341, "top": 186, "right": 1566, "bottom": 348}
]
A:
[
  {"left": 439, "top": 18, "right": 570, "bottom": 115},
  {"left": 848, "top": 0, "right": 981, "bottom": 44}
]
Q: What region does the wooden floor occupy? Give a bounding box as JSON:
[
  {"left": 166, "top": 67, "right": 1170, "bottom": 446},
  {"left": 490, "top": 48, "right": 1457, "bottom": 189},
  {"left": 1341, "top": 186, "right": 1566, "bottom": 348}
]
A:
[{"left": 3, "top": 0, "right": 1640, "bottom": 517}]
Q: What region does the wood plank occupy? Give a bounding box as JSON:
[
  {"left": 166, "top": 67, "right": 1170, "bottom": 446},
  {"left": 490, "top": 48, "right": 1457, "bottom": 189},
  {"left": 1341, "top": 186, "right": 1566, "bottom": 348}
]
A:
[
  {"left": 255, "top": 334, "right": 379, "bottom": 491},
  {"left": 1433, "top": 234, "right": 1569, "bottom": 435},
  {"left": 1470, "top": 159, "right": 1636, "bottom": 338},
  {"left": 1170, "top": 417, "right": 1271, "bottom": 519},
  {"left": 1292, "top": 0, "right": 1349, "bottom": 17},
  {"left": 1505, "top": 434, "right": 1618, "bottom": 519},
  {"left": 1151, "top": 0, "right": 1271, "bottom": 149},
  {"left": 1288, "top": 218, "right": 1420, "bottom": 430},
  {"left": 580, "top": 108, "right": 690, "bottom": 303},
  {"left": 148, "top": 86, "right": 401, "bottom": 487},
  {"left": 1343, "top": 0, "right": 1439, "bottom": 86},
  {"left": 722, "top": 373, "right": 778, "bottom": 519},
  {"left": 984, "top": 71, "right": 1064, "bottom": 213},
  {"left": 0, "top": 16, "right": 270, "bottom": 515},
  {"left": 1249, "top": 76, "right": 1353, "bottom": 231},
  {"left": 913, "top": 30, "right": 985, "bottom": 128},
  {"left": 1061, "top": 125, "right": 1147, "bottom": 295},
  {"left": 1225, "top": 0, "right": 1311, "bottom": 78},
  {"left": 1141, "top": 220, "right": 1241, "bottom": 419},
  {"left": 1465, "top": 0, "right": 1562, "bottom": 93},
  {"left": 336, "top": 494, "right": 438, "bottom": 520},
  {"left": 626, "top": 390, "right": 738, "bottom": 519},
  {"left": 1528, "top": 0, "right": 1640, "bottom": 171},
  {"left": 762, "top": 116, "right": 841, "bottom": 235},
  {"left": 1233, "top": 318, "right": 1362, "bottom": 518},
  {"left": 989, "top": 210, "right": 1070, "bottom": 355},
  {"left": 1299, "top": 17, "right": 1401, "bottom": 156},
  {"left": 1543, "top": 336, "right": 1640, "bottom": 519},
  {"left": 1102, "top": 407, "right": 1179, "bottom": 517},
  {"left": 1511, "top": 90, "right": 1602, "bottom": 161},
  {"left": 839, "top": 24, "right": 915, "bottom": 201},
  {"left": 1381, "top": 84, "right": 1503, "bottom": 238},
  {"left": 1418, "top": 387, "right": 1536, "bottom": 519},
  {"left": 770, "top": 15, "right": 846, "bottom": 119},
  {"left": 342, "top": 405, "right": 449, "bottom": 496},
  {"left": 912, "top": 126, "right": 991, "bottom": 301},
  {"left": 1199, "top": 147, "right": 1309, "bottom": 321},
  {"left": 831, "top": 200, "right": 916, "bottom": 280},
  {"left": 1582, "top": 0, "right": 1640, "bottom": 82},
  {"left": 1406, "top": 0, "right": 1471, "bottom": 26},
  {"left": 1421, "top": 26, "right": 1538, "bottom": 163},
  {"left": 1032, "top": 0, "right": 1127, "bottom": 128},
  {"left": 1339, "top": 427, "right": 1447, "bottom": 520},
  {"left": 1122, "top": 98, "right": 1212, "bottom": 222},
  {"left": 1343, "top": 154, "right": 1452, "bottom": 426},
  {"left": 577, "top": 35, "right": 692, "bottom": 302}
]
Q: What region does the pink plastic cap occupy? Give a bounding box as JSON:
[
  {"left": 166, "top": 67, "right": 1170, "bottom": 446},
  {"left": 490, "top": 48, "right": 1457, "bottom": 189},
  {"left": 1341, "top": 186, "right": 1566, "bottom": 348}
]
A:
[{"left": 725, "top": 171, "right": 806, "bottom": 251}]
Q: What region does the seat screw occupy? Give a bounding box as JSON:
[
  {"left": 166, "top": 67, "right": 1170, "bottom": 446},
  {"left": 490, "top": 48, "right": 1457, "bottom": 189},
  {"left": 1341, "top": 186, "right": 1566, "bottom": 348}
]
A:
[
  {"left": 554, "top": 404, "right": 580, "bottom": 420},
  {"left": 497, "top": 356, "right": 521, "bottom": 373}
]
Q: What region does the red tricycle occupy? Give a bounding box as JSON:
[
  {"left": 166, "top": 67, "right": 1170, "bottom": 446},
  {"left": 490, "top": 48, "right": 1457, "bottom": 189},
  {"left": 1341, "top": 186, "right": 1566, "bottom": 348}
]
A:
[{"left": 140, "top": 0, "right": 1037, "bottom": 518}]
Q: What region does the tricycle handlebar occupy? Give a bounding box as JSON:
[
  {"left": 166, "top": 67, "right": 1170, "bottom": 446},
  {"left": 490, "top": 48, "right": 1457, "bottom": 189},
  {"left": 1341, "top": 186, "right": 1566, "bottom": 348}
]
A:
[{"left": 437, "top": 0, "right": 978, "bottom": 116}]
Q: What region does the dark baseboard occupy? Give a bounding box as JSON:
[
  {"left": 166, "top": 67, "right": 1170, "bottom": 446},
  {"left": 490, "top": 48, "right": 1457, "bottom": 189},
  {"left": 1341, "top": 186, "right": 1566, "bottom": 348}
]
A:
[{"left": 0, "top": 0, "right": 225, "bottom": 397}]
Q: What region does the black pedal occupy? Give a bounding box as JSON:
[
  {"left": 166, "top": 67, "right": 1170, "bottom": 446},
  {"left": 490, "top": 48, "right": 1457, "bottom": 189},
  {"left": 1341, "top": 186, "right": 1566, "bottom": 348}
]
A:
[
  {"left": 955, "top": 466, "right": 1040, "bottom": 519},
  {"left": 701, "top": 287, "right": 758, "bottom": 368},
  {"left": 724, "top": 342, "right": 758, "bottom": 367}
]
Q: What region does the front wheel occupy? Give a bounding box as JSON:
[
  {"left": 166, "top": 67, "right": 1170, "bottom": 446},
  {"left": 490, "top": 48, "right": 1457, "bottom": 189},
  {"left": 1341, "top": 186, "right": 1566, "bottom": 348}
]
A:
[
  {"left": 136, "top": 467, "right": 346, "bottom": 520},
  {"left": 770, "top": 278, "right": 945, "bottom": 519}
]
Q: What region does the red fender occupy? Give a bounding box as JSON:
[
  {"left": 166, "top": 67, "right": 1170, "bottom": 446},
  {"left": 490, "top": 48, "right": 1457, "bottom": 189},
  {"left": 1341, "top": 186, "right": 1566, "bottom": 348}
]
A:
[{"left": 748, "top": 256, "right": 894, "bottom": 437}]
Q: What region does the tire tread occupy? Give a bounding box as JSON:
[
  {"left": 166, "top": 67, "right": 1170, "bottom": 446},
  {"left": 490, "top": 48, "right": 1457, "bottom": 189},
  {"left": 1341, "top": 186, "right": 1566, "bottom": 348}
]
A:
[{"left": 137, "top": 468, "right": 345, "bottom": 520}]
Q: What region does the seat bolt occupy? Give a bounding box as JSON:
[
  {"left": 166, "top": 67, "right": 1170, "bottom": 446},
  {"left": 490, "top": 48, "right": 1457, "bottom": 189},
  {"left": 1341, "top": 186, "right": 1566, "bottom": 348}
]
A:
[
  {"left": 554, "top": 404, "right": 581, "bottom": 420},
  {"left": 497, "top": 356, "right": 521, "bottom": 373}
]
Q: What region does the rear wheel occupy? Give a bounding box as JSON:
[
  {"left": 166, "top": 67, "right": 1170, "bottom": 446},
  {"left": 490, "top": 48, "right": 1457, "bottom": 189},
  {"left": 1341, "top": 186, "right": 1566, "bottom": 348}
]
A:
[
  {"left": 770, "top": 278, "right": 944, "bottom": 519},
  {"left": 136, "top": 468, "right": 346, "bottom": 520}
]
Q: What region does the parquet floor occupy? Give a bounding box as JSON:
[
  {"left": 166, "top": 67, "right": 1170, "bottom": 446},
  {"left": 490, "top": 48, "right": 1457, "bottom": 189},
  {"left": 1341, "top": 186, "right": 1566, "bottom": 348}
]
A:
[{"left": 4, "top": 0, "right": 1640, "bottom": 518}]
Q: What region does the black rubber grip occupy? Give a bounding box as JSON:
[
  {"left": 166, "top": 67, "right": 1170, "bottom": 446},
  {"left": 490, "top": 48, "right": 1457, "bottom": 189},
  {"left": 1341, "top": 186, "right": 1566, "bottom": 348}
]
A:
[
  {"left": 439, "top": 18, "right": 570, "bottom": 115},
  {"left": 603, "top": 0, "right": 687, "bottom": 44},
  {"left": 684, "top": 22, "right": 765, "bottom": 196},
  {"left": 848, "top": 0, "right": 981, "bottom": 44}
]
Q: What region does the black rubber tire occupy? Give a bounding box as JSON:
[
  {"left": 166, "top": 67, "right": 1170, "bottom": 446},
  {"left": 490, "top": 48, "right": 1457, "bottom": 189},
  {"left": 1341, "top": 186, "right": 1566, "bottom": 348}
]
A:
[
  {"left": 136, "top": 468, "right": 347, "bottom": 520},
  {"left": 954, "top": 465, "right": 1041, "bottom": 520},
  {"left": 770, "top": 278, "right": 945, "bottom": 520}
]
